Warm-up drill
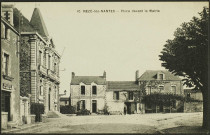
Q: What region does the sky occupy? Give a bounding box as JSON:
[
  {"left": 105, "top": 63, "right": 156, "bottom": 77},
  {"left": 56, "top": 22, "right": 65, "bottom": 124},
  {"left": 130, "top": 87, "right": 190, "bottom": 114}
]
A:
[{"left": 4, "top": 2, "right": 208, "bottom": 96}]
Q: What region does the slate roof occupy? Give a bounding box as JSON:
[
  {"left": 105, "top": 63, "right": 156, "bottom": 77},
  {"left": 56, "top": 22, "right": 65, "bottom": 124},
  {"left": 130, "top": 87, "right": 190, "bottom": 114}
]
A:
[
  {"left": 30, "top": 8, "right": 49, "bottom": 37},
  {"left": 71, "top": 76, "right": 106, "bottom": 85},
  {"left": 138, "top": 70, "right": 181, "bottom": 81},
  {"left": 107, "top": 81, "right": 139, "bottom": 91},
  {"left": 13, "top": 8, "right": 35, "bottom": 32},
  {"left": 60, "top": 97, "right": 70, "bottom": 101}
]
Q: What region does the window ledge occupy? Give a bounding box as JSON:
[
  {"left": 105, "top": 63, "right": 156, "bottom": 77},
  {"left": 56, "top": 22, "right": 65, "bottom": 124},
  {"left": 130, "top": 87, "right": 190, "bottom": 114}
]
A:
[{"left": 3, "top": 75, "right": 14, "bottom": 81}]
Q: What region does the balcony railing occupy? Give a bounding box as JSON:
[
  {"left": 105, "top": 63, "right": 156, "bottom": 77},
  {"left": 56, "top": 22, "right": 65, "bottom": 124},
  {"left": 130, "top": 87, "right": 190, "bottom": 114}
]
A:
[
  {"left": 38, "top": 65, "right": 47, "bottom": 76},
  {"left": 47, "top": 69, "right": 59, "bottom": 82}
]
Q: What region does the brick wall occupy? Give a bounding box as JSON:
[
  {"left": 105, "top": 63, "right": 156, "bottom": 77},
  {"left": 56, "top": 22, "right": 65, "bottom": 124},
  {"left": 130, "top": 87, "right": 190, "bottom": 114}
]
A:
[{"left": 184, "top": 102, "right": 203, "bottom": 113}]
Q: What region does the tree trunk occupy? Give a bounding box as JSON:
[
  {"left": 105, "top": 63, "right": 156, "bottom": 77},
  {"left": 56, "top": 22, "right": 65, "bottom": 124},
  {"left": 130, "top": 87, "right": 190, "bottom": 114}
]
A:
[{"left": 202, "top": 89, "right": 210, "bottom": 131}]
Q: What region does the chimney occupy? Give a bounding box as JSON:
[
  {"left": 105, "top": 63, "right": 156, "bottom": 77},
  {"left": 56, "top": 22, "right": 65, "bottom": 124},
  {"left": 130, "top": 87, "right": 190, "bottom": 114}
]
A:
[
  {"left": 103, "top": 71, "right": 106, "bottom": 79},
  {"left": 135, "top": 70, "right": 139, "bottom": 81},
  {"left": 72, "top": 72, "right": 75, "bottom": 79},
  {"left": 1, "top": 4, "right": 14, "bottom": 26}
]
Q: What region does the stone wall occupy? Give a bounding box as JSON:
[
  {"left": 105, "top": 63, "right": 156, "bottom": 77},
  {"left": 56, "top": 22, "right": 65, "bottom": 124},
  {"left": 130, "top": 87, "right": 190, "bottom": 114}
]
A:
[
  {"left": 141, "top": 80, "right": 183, "bottom": 95},
  {"left": 1, "top": 112, "right": 8, "bottom": 129},
  {"left": 71, "top": 84, "right": 106, "bottom": 113},
  {"left": 1, "top": 19, "right": 21, "bottom": 126},
  {"left": 184, "top": 102, "right": 203, "bottom": 113}
]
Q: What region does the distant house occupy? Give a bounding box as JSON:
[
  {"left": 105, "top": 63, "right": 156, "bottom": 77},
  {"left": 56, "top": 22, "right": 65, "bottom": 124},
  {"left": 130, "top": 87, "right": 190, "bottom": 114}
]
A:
[
  {"left": 106, "top": 81, "right": 142, "bottom": 115},
  {"left": 60, "top": 97, "right": 70, "bottom": 106},
  {"left": 184, "top": 89, "right": 203, "bottom": 101},
  {"left": 138, "top": 70, "right": 183, "bottom": 113},
  {"left": 70, "top": 72, "right": 106, "bottom": 113}
]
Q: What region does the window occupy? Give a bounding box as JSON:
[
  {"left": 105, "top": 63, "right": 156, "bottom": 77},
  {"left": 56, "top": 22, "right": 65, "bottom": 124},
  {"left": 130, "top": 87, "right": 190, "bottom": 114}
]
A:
[
  {"left": 48, "top": 55, "right": 51, "bottom": 69},
  {"left": 54, "top": 63, "right": 57, "bottom": 72},
  {"left": 128, "top": 92, "right": 133, "bottom": 100},
  {"left": 4, "top": 26, "right": 10, "bottom": 40},
  {"left": 159, "top": 86, "right": 164, "bottom": 91},
  {"left": 81, "top": 86, "right": 85, "bottom": 95},
  {"left": 81, "top": 100, "right": 85, "bottom": 109},
  {"left": 113, "top": 91, "right": 119, "bottom": 100},
  {"left": 159, "top": 74, "right": 163, "bottom": 80},
  {"left": 187, "top": 93, "right": 191, "bottom": 98},
  {"left": 43, "top": 51, "right": 46, "bottom": 67},
  {"left": 4, "top": 11, "right": 10, "bottom": 22},
  {"left": 3, "top": 53, "right": 9, "bottom": 76},
  {"left": 39, "top": 51, "right": 42, "bottom": 65},
  {"left": 147, "top": 86, "right": 151, "bottom": 95},
  {"left": 171, "top": 86, "right": 176, "bottom": 94},
  {"left": 40, "top": 80, "right": 43, "bottom": 96},
  {"left": 55, "top": 89, "right": 57, "bottom": 99},
  {"left": 92, "top": 86, "right": 97, "bottom": 95}
]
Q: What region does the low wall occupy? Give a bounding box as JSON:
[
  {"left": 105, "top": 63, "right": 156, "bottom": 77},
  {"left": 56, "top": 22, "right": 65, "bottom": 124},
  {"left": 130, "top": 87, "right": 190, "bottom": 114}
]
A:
[
  {"left": 1, "top": 112, "right": 8, "bottom": 129},
  {"left": 184, "top": 102, "right": 203, "bottom": 113},
  {"left": 107, "top": 101, "right": 124, "bottom": 114},
  {"left": 41, "top": 114, "right": 47, "bottom": 123}
]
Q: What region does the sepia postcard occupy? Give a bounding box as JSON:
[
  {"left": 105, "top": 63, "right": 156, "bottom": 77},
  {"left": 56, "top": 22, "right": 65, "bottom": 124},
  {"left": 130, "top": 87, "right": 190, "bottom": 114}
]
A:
[{"left": 1, "top": 1, "right": 209, "bottom": 134}]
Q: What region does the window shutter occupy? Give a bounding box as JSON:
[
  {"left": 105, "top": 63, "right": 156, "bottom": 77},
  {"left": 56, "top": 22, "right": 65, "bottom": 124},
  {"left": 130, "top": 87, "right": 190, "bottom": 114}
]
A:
[
  {"left": 7, "top": 29, "right": 10, "bottom": 40},
  {"left": 113, "top": 92, "right": 115, "bottom": 100},
  {"left": 1, "top": 24, "right": 5, "bottom": 38},
  {"left": 8, "top": 55, "right": 11, "bottom": 76}
]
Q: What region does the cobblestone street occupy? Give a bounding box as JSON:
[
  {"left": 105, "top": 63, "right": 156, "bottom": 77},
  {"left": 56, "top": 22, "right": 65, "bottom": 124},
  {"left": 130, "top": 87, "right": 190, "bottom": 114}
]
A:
[{"left": 5, "top": 112, "right": 205, "bottom": 134}]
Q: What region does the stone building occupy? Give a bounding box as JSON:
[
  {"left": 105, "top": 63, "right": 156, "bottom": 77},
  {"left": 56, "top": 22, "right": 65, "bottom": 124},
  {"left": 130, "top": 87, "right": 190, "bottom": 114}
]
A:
[
  {"left": 70, "top": 72, "right": 106, "bottom": 113},
  {"left": 1, "top": 5, "right": 21, "bottom": 129},
  {"left": 13, "top": 7, "right": 60, "bottom": 113},
  {"left": 138, "top": 70, "right": 183, "bottom": 113},
  {"left": 106, "top": 81, "right": 141, "bottom": 115}
]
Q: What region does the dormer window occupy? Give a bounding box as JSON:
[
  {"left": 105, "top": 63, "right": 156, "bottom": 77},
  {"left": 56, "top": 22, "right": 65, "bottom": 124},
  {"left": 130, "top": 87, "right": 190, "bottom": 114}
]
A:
[
  {"left": 159, "top": 74, "right": 163, "bottom": 80},
  {"left": 157, "top": 72, "right": 165, "bottom": 80}
]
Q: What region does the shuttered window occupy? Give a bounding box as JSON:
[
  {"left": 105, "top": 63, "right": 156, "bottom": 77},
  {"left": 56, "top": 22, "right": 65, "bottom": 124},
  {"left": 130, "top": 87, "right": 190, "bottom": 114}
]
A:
[
  {"left": 92, "top": 86, "right": 97, "bottom": 95},
  {"left": 113, "top": 91, "right": 119, "bottom": 100},
  {"left": 81, "top": 86, "right": 85, "bottom": 95}
]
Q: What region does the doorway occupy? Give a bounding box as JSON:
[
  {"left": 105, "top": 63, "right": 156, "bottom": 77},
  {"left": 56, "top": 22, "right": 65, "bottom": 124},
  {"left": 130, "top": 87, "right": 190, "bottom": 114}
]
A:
[
  {"left": 5, "top": 94, "right": 11, "bottom": 121},
  {"left": 92, "top": 100, "right": 97, "bottom": 113},
  {"left": 48, "top": 88, "right": 51, "bottom": 111},
  {"left": 126, "top": 102, "right": 131, "bottom": 114},
  {"left": 1, "top": 91, "right": 11, "bottom": 121}
]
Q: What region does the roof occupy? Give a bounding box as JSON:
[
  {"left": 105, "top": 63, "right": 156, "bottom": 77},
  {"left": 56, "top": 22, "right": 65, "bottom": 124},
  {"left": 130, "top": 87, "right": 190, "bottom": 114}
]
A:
[
  {"left": 1, "top": 17, "right": 19, "bottom": 35},
  {"left": 71, "top": 76, "right": 106, "bottom": 85},
  {"left": 60, "top": 97, "right": 70, "bottom": 101},
  {"left": 107, "top": 81, "right": 139, "bottom": 91},
  {"left": 30, "top": 8, "right": 49, "bottom": 37},
  {"left": 13, "top": 8, "right": 35, "bottom": 33},
  {"left": 139, "top": 70, "right": 181, "bottom": 81}
]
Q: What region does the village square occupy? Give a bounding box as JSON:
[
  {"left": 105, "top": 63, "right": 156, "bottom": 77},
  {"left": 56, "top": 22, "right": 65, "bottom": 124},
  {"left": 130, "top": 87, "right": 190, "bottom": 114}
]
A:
[{"left": 1, "top": 2, "right": 209, "bottom": 134}]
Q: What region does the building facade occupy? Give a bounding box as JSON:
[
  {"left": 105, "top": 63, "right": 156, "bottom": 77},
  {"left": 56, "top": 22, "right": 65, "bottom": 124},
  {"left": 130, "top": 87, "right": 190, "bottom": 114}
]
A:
[
  {"left": 1, "top": 5, "right": 21, "bottom": 129},
  {"left": 138, "top": 70, "right": 183, "bottom": 113},
  {"left": 14, "top": 7, "right": 60, "bottom": 114},
  {"left": 106, "top": 81, "right": 142, "bottom": 115},
  {"left": 70, "top": 72, "right": 106, "bottom": 113}
]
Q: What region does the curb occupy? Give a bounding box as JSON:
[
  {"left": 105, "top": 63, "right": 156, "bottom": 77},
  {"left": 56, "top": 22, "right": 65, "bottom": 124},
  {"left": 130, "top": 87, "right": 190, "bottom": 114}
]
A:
[{"left": 1, "top": 123, "right": 43, "bottom": 133}]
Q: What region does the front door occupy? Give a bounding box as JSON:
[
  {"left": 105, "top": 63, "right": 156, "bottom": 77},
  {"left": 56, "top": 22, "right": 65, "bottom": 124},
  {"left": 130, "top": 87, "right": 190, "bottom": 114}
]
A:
[
  {"left": 5, "top": 94, "right": 11, "bottom": 121},
  {"left": 92, "top": 100, "right": 97, "bottom": 113},
  {"left": 127, "top": 102, "right": 131, "bottom": 114}
]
